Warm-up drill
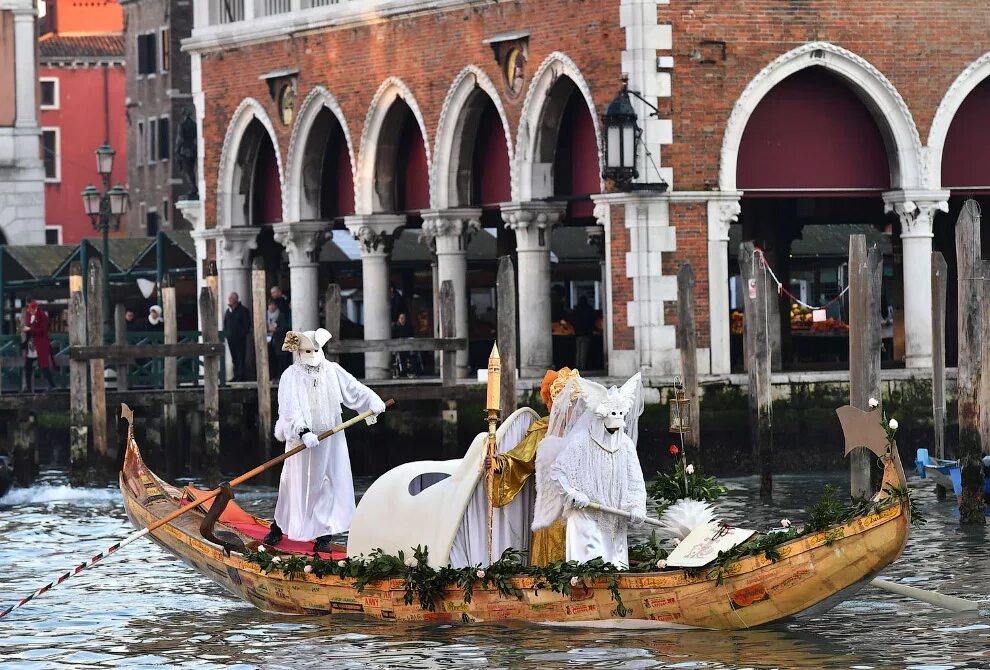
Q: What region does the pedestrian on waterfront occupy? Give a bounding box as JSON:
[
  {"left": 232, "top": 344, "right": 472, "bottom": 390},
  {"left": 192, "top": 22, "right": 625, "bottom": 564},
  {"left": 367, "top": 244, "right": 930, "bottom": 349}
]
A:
[
  {"left": 147, "top": 305, "right": 164, "bottom": 333},
  {"left": 270, "top": 285, "right": 291, "bottom": 328},
  {"left": 124, "top": 308, "right": 140, "bottom": 332},
  {"left": 224, "top": 292, "right": 251, "bottom": 382},
  {"left": 22, "top": 300, "right": 56, "bottom": 392},
  {"left": 389, "top": 284, "right": 407, "bottom": 323},
  {"left": 391, "top": 311, "right": 420, "bottom": 377},
  {"left": 267, "top": 299, "right": 289, "bottom": 377}
]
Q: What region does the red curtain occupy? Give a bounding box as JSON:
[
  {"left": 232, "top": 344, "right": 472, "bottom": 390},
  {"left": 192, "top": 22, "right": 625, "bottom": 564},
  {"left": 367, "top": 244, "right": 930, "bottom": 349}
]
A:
[{"left": 942, "top": 78, "right": 990, "bottom": 189}]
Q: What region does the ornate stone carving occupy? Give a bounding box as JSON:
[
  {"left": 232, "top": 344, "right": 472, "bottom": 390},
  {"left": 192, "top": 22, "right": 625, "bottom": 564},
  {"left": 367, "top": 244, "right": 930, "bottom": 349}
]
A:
[
  {"left": 273, "top": 221, "right": 328, "bottom": 265},
  {"left": 884, "top": 198, "right": 949, "bottom": 238},
  {"left": 216, "top": 228, "right": 259, "bottom": 267},
  {"left": 419, "top": 209, "right": 482, "bottom": 254},
  {"left": 344, "top": 215, "right": 405, "bottom": 256},
  {"left": 586, "top": 224, "right": 605, "bottom": 259},
  {"left": 707, "top": 197, "right": 741, "bottom": 241}
]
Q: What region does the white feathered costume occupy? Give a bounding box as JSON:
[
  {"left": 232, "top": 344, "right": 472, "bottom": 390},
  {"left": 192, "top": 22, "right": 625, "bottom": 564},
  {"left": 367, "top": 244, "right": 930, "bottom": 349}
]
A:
[
  {"left": 533, "top": 373, "right": 647, "bottom": 568},
  {"left": 273, "top": 328, "right": 386, "bottom": 540}
]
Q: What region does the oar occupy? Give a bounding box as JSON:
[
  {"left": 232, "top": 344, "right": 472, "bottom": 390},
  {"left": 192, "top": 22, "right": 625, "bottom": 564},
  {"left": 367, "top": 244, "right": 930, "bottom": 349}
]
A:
[
  {"left": 0, "top": 399, "right": 395, "bottom": 621},
  {"left": 870, "top": 578, "right": 990, "bottom": 614},
  {"left": 586, "top": 501, "right": 665, "bottom": 528}
]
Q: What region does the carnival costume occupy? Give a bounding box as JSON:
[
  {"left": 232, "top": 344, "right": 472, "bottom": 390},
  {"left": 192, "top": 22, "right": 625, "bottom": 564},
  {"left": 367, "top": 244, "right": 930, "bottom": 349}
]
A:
[
  {"left": 490, "top": 367, "right": 580, "bottom": 566},
  {"left": 533, "top": 373, "right": 647, "bottom": 568},
  {"left": 265, "top": 328, "right": 386, "bottom": 553}
]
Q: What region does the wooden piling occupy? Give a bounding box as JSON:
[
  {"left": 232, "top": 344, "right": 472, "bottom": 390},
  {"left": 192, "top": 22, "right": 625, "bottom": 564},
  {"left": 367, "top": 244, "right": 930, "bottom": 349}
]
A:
[
  {"left": 199, "top": 286, "right": 221, "bottom": 473},
  {"left": 848, "top": 235, "right": 883, "bottom": 499},
  {"left": 324, "top": 283, "right": 341, "bottom": 363},
  {"left": 251, "top": 257, "right": 272, "bottom": 461},
  {"left": 68, "top": 266, "right": 88, "bottom": 481},
  {"left": 12, "top": 410, "right": 37, "bottom": 486},
  {"left": 114, "top": 303, "right": 128, "bottom": 391},
  {"left": 932, "top": 251, "right": 949, "bottom": 500},
  {"left": 496, "top": 256, "right": 517, "bottom": 415},
  {"left": 954, "top": 199, "right": 988, "bottom": 524},
  {"left": 162, "top": 273, "right": 179, "bottom": 475},
  {"left": 676, "top": 262, "right": 700, "bottom": 449},
  {"left": 439, "top": 280, "right": 456, "bottom": 387},
  {"left": 739, "top": 241, "right": 773, "bottom": 500},
  {"left": 86, "top": 257, "right": 107, "bottom": 460}
]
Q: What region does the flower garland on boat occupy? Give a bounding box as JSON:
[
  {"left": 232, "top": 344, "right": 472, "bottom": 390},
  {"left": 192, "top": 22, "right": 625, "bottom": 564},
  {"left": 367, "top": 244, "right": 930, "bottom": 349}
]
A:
[{"left": 241, "top": 409, "right": 921, "bottom": 613}]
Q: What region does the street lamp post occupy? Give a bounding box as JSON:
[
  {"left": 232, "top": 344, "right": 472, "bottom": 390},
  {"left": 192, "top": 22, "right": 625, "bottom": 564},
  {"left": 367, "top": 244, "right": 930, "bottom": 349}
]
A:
[{"left": 81, "top": 144, "right": 129, "bottom": 344}]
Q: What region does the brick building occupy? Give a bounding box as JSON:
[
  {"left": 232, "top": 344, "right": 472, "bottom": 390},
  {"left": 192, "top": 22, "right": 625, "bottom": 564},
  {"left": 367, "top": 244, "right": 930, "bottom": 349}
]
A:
[
  {"left": 121, "top": 0, "right": 194, "bottom": 238},
  {"left": 182, "top": 0, "right": 990, "bottom": 380}
]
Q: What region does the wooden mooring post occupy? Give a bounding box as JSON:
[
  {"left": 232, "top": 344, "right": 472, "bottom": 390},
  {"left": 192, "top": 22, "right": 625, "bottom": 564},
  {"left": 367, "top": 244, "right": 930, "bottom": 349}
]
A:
[
  {"left": 68, "top": 263, "right": 88, "bottom": 482},
  {"left": 114, "top": 303, "right": 128, "bottom": 391},
  {"left": 497, "top": 255, "right": 517, "bottom": 415},
  {"left": 86, "top": 257, "right": 108, "bottom": 462},
  {"left": 848, "top": 235, "right": 882, "bottom": 499},
  {"left": 954, "top": 199, "right": 988, "bottom": 524},
  {"left": 932, "top": 251, "right": 948, "bottom": 500},
  {"left": 324, "top": 283, "right": 341, "bottom": 363},
  {"left": 162, "top": 273, "right": 179, "bottom": 476},
  {"left": 198, "top": 286, "right": 221, "bottom": 473},
  {"left": 739, "top": 241, "right": 773, "bottom": 500},
  {"left": 439, "top": 280, "right": 456, "bottom": 388},
  {"left": 676, "top": 262, "right": 700, "bottom": 450},
  {"left": 251, "top": 257, "right": 273, "bottom": 462}
]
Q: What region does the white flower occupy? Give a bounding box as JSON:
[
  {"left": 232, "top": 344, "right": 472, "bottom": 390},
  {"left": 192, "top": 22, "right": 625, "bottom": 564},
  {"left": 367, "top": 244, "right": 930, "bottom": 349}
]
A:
[
  {"left": 257, "top": 545, "right": 266, "bottom": 552},
  {"left": 781, "top": 519, "right": 791, "bottom": 528},
  {"left": 655, "top": 559, "right": 667, "bottom": 569},
  {"left": 869, "top": 397, "right": 879, "bottom": 408},
  {"left": 303, "top": 565, "right": 313, "bottom": 574},
  {"left": 271, "top": 556, "right": 281, "bottom": 564},
  {"left": 569, "top": 576, "right": 580, "bottom": 587},
  {"left": 672, "top": 538, "right": 681, "bottom": 547},
  {"left": 404, "top": 557, "right": 417, "bottom": 568},
  {"left": 888, "top": 418, "right": 899, "bottom": 430},
  {"left": 476, "top": 570, "right": 486, "bottom": 579},
  {"left": 337, "top": 560, "right": 346, "bottom": 568},
  {"left": 685, "top": 464, "right": 695, "bottom": 475}
]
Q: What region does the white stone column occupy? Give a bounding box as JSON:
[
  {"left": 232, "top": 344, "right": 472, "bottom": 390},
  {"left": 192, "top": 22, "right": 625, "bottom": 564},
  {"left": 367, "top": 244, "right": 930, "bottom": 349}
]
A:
[
  {"left": 707, "top": 196, "right": 741, "bottom": 375},
  {"left": 13, "top": 9, "right": 37, "bottom": 129},
  {"left": 216, "top": 227, "right": 258, "bottom": 315},
  {"left": 178, "top": 200, "right": 206, "bottom": 303},
  {"left": 344, "top": 214, "right": 404, "bottom": 379},
  {"left": 420, "top": 208, "right": 481, "bottom": 378},
  {"left": 273, "top": 221, "right": 327, "bottom": 332},
  {"left": 501, "top": 201, "right": 564, "bottom": 378},
  {"left": 883, "top": 190, "right": 950, "bottom": 369}
]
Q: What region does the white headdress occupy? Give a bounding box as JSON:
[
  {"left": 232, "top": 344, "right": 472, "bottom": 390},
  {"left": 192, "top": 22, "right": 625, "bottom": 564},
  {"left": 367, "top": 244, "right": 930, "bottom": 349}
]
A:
[{"left": 283, "top": 328, "right": 332, "bottom": 366}]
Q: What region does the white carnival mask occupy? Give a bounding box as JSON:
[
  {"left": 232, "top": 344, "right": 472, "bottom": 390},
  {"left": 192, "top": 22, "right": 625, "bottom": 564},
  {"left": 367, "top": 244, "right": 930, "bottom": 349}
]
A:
[
  {"left": 579, "top": 373, "right": 643, "bottom": 448},
  {"left": 283, "top": 328, "right": 332, "bottom": 366}
]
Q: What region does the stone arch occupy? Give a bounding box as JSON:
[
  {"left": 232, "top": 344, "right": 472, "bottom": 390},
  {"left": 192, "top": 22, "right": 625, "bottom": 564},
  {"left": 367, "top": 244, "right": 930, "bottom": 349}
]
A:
[
  {"left": 927, "top": 51, "right": 990, "bottom": 190},
  {"left": 719, "top": 42, "right": 923, "bottom": 192},
  {"left": 432, "top": 65, "right": 514, "bottom": 209},
  {"left": 284, "top": 86, "right": 356, "bottom": 222},
  {"left": 216, "top": 97, "right": 285, "bottom": 228},
  {"left": 356, "top": 77, "right": 431, "bottom": 214},
  {"left": 515, "top": 52, "right": 603, "bottom": 202}
]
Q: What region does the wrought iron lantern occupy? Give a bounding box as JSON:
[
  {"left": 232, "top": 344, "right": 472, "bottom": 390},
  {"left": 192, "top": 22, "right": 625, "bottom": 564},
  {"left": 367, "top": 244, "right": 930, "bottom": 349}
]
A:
[
  {"left": 602, "top": 81, "right": 639, "bottom": 188},
  {"left": 669, "top": 387, "right": 691, "bottom": 434},
  {"left": 95, "top": 143, "right": 115, "bottom": 176}
]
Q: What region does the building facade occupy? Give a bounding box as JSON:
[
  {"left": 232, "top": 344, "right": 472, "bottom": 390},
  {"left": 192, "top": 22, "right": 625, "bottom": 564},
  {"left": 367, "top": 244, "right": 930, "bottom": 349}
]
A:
[
  {"left": 183, "top": 0, "right": 990, "bottom": 380},
  {"left": 39, "top": 0, "right": 127, "bottom": 245},
  {"left": 121, "top": 0, "right": 195, "bottom": 238},
  {"left": 0, "top": 0, "right": 45, "bottom": 245}
]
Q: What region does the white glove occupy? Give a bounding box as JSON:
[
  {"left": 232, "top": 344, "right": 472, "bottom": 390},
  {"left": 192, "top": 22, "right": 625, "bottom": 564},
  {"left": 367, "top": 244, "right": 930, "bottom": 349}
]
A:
[
  {"left": 569, "top": 490, "right": 591, "bottom": 509},
  {"left": 301, "top": 432, "right": 320, "bottom": 449},
  {"left": 628, "top": 510, "right": 646, "bottom": 526},
  {"left": 366, "top": 397, "right": 387, "bottom": 426}
]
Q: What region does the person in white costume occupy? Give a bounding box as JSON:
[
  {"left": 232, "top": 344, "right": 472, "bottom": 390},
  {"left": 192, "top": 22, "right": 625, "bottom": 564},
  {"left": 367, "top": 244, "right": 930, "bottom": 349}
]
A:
[
  {"left": 532, "top": 373, "right": 647, "bottom": 568},
  {"left": 264, "top": 328, "right": 387, "bottom": 553}
]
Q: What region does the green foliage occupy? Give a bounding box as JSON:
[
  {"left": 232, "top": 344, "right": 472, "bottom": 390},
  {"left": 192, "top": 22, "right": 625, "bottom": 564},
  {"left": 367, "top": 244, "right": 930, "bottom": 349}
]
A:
[
  {"left": 628, "top": 531, "right": 670, "bottom": 573},
  {"left": 647, "top": 460, "right": 727, "bottom": 507}
]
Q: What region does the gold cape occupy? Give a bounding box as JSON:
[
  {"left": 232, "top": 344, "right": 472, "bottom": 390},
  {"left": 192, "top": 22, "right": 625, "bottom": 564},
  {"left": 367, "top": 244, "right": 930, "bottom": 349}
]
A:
[{"left": 491, "top": 416, "right": 565, "bottom": 566}]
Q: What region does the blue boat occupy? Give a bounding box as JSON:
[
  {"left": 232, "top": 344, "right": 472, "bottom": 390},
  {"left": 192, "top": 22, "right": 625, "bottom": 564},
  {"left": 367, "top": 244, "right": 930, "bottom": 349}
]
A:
[{"left": 915, "top": 448, "right": 990, "bottom": 511}]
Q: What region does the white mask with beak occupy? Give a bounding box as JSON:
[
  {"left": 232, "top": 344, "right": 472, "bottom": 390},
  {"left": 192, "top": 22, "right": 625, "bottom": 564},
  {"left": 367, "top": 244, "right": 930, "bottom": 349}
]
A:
[{"left": 283, "top": 328, "right": 332, "bottom": 366}]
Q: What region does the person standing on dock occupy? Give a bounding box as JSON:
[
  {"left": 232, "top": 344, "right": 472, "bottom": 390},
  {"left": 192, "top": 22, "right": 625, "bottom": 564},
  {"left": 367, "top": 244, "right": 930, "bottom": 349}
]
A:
[
  {"left": 266, "top": 328, "right": 387, "bottom": 554},
  {"left": 22, "top": 300, "right": 56, "bottom": 392},
  {"left": 223, "top": 292, "right": 251, "bottom": 382}
]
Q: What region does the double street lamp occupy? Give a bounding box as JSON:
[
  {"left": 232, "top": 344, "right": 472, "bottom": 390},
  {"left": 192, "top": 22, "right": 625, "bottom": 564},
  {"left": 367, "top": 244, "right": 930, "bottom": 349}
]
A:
[{"left": 81, "top": 143, "right": 129, "bottom": 344}]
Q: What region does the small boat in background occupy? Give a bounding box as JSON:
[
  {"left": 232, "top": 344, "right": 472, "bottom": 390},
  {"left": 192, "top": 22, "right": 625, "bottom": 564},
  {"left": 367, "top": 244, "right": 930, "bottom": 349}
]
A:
[
  {"left": 915, "top": 448, "right": 990, "bottom": 510},
  {"left": 0, "top": 455, "right": 12, "bottom": 498}
]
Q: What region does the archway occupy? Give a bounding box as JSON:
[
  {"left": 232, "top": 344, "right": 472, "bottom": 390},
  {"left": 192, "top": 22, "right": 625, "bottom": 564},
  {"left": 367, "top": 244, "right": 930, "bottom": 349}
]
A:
[{"left": 373, "top": 98, "right": 429, "bottom": 214}]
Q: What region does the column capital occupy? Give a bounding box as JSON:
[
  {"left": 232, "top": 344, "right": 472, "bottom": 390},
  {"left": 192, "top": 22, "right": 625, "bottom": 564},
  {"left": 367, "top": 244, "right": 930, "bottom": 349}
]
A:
[
  {"left": 176, "top": 200, "right": 204, "bottom": 231},
  {"left": 585, "top": 224, "right": 606, "bottom": 259},
  {"left": 215, "top": 227, "right": 259, "bottom": 268},
  {"left": 500, "top": 201, "right": 565, "bottom": 252},
  {"left": 419, "top": 208, "right": 481, "bottom": 254},
  {"left": 343, "top": 214, "right": 405, "bottom": 256},
  {"left": 706, "top": 196, "right": 742, "bottom": 242},
  {"left": 273, "top": 220, "right": 328, "bottom": 266},
  {"left": 882, "top": 190, "right": 950, "bottom": 239}
]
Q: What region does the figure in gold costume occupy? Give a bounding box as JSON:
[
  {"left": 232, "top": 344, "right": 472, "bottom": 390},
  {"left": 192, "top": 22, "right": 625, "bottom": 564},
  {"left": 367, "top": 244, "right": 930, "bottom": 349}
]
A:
[{"left": 487, "top": 367, "right": 580, "bottom": 566}]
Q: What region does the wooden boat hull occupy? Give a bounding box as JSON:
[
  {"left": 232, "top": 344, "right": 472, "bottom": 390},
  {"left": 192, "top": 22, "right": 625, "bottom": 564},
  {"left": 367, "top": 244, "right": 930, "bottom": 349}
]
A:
[{"left": 120, "top": 439, "right": 910, "bottom": 629}]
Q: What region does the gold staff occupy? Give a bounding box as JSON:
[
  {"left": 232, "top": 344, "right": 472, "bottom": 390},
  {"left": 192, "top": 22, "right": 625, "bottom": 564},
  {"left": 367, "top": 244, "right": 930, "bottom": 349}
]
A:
[{"left": 485, "top": 343, "right": 501, "bottom": 564}]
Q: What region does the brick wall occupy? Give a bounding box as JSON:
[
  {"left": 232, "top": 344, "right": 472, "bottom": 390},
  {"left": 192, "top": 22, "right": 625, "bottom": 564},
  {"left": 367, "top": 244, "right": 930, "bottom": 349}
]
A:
[
  {"left": 664, "top": 201, "right": 709, "bottom": 348},
  {"left": 608, "top": 204, "right": 634, "bottom": 350}
]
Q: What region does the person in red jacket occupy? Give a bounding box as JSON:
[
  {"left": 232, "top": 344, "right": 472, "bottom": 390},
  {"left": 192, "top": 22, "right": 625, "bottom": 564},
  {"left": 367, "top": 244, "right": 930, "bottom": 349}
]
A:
[{"left": 22, "top": 300, "right": 56, "bottom": 392}]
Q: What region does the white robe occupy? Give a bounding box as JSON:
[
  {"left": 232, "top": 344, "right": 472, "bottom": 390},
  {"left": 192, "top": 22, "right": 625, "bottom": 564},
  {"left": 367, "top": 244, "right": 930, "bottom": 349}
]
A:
[
  {"left": 550, "top": 428, "right": 646, "bottom": 568},
  {"left": 273, "top": 360, "right": 383, "bottom": 540}
]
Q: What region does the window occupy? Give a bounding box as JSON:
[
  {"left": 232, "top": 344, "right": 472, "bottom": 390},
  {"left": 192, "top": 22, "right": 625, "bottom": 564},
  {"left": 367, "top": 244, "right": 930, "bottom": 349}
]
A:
[
  {"left": 45, "top": 226, "right": 62, "bottom": 245},
  {"left": 148, "top": 118, "right": 157, "bottom": 163},
  {"left": 146, "top": 209, "right": 160, "bottom": 237},
  {"left": 136, "top": 120, "right": 144, "bottom": 166},
  {"left": 159, "top": 28, "right": 170, "bottom": 73},
  {"left": 41, "top": 128, "right": 59, "bottom": 182},
  {"left": 162, "top": 198, "right": 169, "bottom": 225},
  {"left": 39, "top": 78, "right": 58, "bottom": 109},
  {"left": 137, "top": 33, "right": 157, "bottom": 75},
  {"left": 158, "top": 116, "right": 169, "bottom": 161}
]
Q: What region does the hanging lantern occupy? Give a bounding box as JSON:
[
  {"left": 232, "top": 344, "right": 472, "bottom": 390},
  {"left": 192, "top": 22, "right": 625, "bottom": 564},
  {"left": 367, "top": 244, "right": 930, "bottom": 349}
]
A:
[{"left": 669, "top": 388, "right": 691, "bottom": 434}]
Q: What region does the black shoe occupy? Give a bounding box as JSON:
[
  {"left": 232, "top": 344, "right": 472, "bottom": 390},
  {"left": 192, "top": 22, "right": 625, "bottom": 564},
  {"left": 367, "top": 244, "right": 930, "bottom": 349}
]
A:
[
  {"left": 263, "top": 521, "right": 283, "bottom": 546},
  {"left": 313, "top": 535, "right": 333, "bottom": 554}
]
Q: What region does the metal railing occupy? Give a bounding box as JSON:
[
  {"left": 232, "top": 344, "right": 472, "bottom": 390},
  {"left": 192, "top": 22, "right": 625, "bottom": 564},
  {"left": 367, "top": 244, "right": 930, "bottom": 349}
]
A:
[
  {"left": 206, "top": 0, "right": 361, "bottom": 26},
  {"left": 210, "top": 0, "right": 246, "bottom": 24}
]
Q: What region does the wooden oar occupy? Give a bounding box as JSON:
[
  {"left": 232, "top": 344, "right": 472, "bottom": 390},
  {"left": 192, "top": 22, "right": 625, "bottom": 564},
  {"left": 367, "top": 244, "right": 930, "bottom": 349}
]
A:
[
  {"left": 870, "top": 578, "right": 990, "bottom": 614},
  {"left": 0, "top": 399, "right": 394, "bottom": 621},
  {"left": 586, "top": 501, "right": 665, "bottom": 528}
]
